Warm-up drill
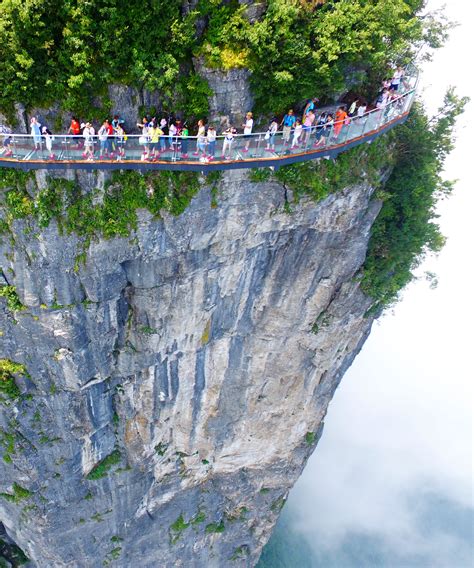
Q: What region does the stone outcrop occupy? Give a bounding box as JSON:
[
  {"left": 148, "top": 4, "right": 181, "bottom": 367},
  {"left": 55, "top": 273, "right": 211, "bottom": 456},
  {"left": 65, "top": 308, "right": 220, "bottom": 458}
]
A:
[{"left": 0, "top": 168, "right": 380, "bottom": 566}]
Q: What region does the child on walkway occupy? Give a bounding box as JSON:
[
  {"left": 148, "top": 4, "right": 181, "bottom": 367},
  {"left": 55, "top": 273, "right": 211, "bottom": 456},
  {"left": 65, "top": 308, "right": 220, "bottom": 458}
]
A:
[{"left": 291, "top": 120, "right": 303, "bottom": 148}]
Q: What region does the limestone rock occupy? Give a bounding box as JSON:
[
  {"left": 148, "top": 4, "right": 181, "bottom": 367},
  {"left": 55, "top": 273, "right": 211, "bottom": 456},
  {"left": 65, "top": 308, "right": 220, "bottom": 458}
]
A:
[{"left": 0, "top": 169, "right": 380, "bottom": 567}]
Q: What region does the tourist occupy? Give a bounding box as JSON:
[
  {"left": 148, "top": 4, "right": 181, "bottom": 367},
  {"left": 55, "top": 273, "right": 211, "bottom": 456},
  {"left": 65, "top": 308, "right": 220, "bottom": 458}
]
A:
[
  {"left": 280, "top": 109, "right": 296, "bottom": 145},
  {"left": 180, "top": 126, "right": 189, "bottom": 158},
  {"left": 242, "top": 112, "right": 253, "bottom": 152},
  {"left": 333, "top": 106, "right": 348, "bottom": 139},
  {"left": 114, "top": 123, "right": 126, "bottom": 160},
  {"left": 265, "top": 117, "right": 279, "bottom": 151},
  {"left": 149, "top": 120, "right": 163, "bottom": 160},
  {"left": 111, "top": 115, "right": 125, "bottom": 129},
  {"left": 348, "top": 99, "right": 358, "bottom": 117},
  {"left": 68, "top": 116, "right": 81, "bottom": 147},
  {"left": 30, "top": 117, "right": 42, "bottom": 150},
  {"left": 291, "top": 120, "right": 303, "bottom": 148},
  {"left": 82, "top": 122, "right": 95, "bottom": 160},
  {"left": 68, "top": 116, "right": 81, "bottom": 136},
  {"left": 3, "top": 135, "right": 13, "bottom": 157},
  {"left": 41, "top": 126, "right": 54, "bottom": 158},
  {"left": 194, "top": 119, "right": 206, "bottom": 157},
  {"left": 302, "top": 110, "right": 316, "bottom": 144},
  {"left": 159, "top": 118, "right": 168, "bottom": 152},
  {"left": 137, "top": 117, "right": 150, "bottom": 160},
  {"left": 169, "top": 120, "right": 178, "bottom": 154},
  {"left": 105, "top": 119, "right": 114, "bottom": 155},
  {"left": 98, "top": 120, "right": 109, "bottom": 158},
  {"left": 376, "top": 88, "right": 389, "bottom": 109},
  {"left": 222, "top": 126, "right": 237, "bottom": 159},
  {"left": 206, "top": 125, "right": 216, "bottom": 160},
  {"left": 390, "top": 66, "right": 404, "bottom": 91},
  {"left": 357, "top": 101, "right": 367, "bottom": 119},
  {"left": 303, "top": 97, "right": 319, "bottom": 119},
  {"left": 314, "top": 112, "right": 327, "bottom": 142},
  {"left": 314, "top": 114, "right": 333, "bottom": 147}
]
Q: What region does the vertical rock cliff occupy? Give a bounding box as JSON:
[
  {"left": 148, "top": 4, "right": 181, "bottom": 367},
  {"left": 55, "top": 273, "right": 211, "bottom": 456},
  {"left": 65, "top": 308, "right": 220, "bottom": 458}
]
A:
[{"left": 0, "top": 168, "right": 381, "bottom": 566}]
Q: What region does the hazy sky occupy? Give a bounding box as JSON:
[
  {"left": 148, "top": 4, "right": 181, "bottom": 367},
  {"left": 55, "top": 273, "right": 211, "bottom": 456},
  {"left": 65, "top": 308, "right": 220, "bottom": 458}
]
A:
[{"left": 283, "top": 0, "right": 473, "bottom": 566}]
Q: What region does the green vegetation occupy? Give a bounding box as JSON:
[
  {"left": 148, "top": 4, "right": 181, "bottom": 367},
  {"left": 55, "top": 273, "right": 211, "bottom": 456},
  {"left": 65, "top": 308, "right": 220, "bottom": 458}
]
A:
[
  {"left": 311, "top": 311, "right": 330, "bottom": 334},
  {"left": 154, "top": 442, "right": 168, "bottom": 456},
  {"left": 86, "top": 449, "right": 122, "bottom": 480},
  {"left": 0, "top": 0, "right": 447, "bottom": 120},
  {"left": 139, "top": 325, "right": 158, "bottom": 335},
  {"left": 250, "top": 136, "right": 394, "bottom": 208},
  {"left": 0, "top": 170, "right": 200, "bottom": 242},
  {"left": 169, "top": 513, "right": 190, "bottom": 544},
  {"left": 305, "top": 431, "right": 316, "bottom": 445},
  {"left": 198, "top": 0, "right": 446, "bottom": 113},
  {"left": 191, "top": 510, "right": 206, "bottom": 525},
  {"left": 0, "top": 359, "right": 27, "bottom": 402},
  {"left": 271, "top": 496, "right": 287, "bottom": 513},
  {"left": 0, "top": 483, "right": 32, "bottom": 503},
  {"left": 0, "top": 286, "right": 26, "bottom": 312},
  {"left": 0, "top": 429, "right": 16, "bottom": 463},
  {"left": 0, "top": 0, "right": 209, "bottom": 121},
  {"left": 0, "top": 536, "right": 29, "bottom": 566},
  {"left": 230, "top": 545, "right": 249, "bottom": 561},
  {"left": 200, "top": 319, "right": 211, "bottom": 345},
  {"left": 205, "top": 520, "right": 225, "bottom": 534},
  {"left": 361, "top": 91, "right": 468, "bottom": 311}
]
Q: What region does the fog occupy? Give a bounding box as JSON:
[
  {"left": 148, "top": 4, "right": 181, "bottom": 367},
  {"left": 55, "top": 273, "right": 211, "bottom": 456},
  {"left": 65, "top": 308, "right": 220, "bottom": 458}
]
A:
[{"left": 260, "top": 0, "right": 473, "bottom": 566}]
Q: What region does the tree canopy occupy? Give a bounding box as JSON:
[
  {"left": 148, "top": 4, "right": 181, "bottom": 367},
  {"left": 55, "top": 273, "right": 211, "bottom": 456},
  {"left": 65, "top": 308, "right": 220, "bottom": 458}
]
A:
[{"left": 0, "top": 0, "right": 449, "bottom": 120}]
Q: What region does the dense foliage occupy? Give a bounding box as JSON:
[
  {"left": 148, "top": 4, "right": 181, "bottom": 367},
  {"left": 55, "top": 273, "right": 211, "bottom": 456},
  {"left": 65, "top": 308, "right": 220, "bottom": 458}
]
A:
[
  {"left": 250, "top": 133, "right": 394, "bottom": 206},
  {"left": 0, "top": 169, "right": 201, "bottom": 243},
  {"left": 0, "top": 0, "right": 447, "bottom": 120},
  {"left": 360, "top": 90, "right": 468, "bottom": 311}
]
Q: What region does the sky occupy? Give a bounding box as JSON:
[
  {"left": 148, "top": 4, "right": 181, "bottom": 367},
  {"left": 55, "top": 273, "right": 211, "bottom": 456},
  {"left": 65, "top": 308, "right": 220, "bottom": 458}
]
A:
[{"left": 262, "top": 0, "right": 473, "bottom": 566}]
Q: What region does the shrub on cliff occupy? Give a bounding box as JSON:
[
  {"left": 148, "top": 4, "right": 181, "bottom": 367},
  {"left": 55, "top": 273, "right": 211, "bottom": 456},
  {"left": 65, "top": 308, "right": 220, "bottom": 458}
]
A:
[{"left": 361, "top": 90, "right": 468, "bottom": 311}]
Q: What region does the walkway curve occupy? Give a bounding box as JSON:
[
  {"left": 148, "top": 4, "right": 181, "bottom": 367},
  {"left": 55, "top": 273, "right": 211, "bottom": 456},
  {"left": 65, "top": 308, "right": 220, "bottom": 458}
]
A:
[{"left": 0, "top": 69, "right": 418, "bottom": 173}]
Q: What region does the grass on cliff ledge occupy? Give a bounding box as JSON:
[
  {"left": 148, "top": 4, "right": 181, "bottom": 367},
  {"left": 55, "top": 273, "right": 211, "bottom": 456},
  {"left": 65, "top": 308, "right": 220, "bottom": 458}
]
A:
[
  {"left": 0, "top": 170, "right": 201, "bottom": 242},
  {"left": 249, "top": 134, "right": 393, "bottom": 206},
  {"left": 0, "top": 359, "right": 27, "bottom": 403}
]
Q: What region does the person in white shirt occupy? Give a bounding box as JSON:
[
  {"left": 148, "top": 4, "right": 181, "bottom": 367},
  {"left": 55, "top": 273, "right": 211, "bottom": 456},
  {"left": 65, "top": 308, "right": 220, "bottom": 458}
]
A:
[
  {"left": 41, "top": 126, "right": 53, "bottom": 158},
  {"left": 291, "top": 120, "right": 303, "bottom": 148},
  {"left": 242, "top": 112, "right": 253, "bottom": 152},
  {"left": 206, "top": 125, "right": 216, "bottom": 160},
  {"left": 390, "top": 66, "right": 404, "bottom": 91},
  {"left": 265, "top": 118, "right": 279, "bottom": 151},
  {"left": 222, "top": 126, "right": 236, "bottom": 159},
  {"left": 82, "top": 122, "right": 95, "bottom": 160}
]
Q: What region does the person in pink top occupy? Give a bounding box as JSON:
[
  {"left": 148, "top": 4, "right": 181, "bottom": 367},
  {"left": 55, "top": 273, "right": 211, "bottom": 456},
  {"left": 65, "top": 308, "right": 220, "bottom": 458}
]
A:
[{"left": 302, "top": 110, "right": 315, "bottom": 144}]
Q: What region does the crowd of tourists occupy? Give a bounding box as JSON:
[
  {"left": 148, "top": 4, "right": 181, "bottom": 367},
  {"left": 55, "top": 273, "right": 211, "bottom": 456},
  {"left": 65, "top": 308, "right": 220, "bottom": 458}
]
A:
[{"left": 1, "top": 67, "right": 408, "bottom": 162}]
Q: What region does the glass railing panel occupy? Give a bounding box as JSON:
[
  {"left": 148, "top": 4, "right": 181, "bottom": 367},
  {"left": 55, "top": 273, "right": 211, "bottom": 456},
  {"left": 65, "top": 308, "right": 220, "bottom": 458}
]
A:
[{"left": 0, "top": 65, "right": 417, "bottom": 167}]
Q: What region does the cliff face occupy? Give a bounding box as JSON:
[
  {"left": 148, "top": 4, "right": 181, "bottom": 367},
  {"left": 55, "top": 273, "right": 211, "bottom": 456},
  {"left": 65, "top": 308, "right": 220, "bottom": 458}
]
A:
[{"left": 0, "top": 168, "right": 380, "bottom": 567}]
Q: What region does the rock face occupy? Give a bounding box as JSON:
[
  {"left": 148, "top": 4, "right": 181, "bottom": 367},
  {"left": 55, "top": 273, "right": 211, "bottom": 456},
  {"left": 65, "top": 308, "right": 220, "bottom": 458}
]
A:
[
  {"left": 0, "top": 169, "right": 380, "bottom": 567},
  {"left": 194, "top": 59, "right": 254, "bottom": 128}
]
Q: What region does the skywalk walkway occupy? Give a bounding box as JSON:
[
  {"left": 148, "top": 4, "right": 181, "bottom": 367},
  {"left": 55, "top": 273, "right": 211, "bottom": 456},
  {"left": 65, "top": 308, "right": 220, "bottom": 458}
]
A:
[{"left": 0, "top": 70, "right": 417, "bottom": 173}]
